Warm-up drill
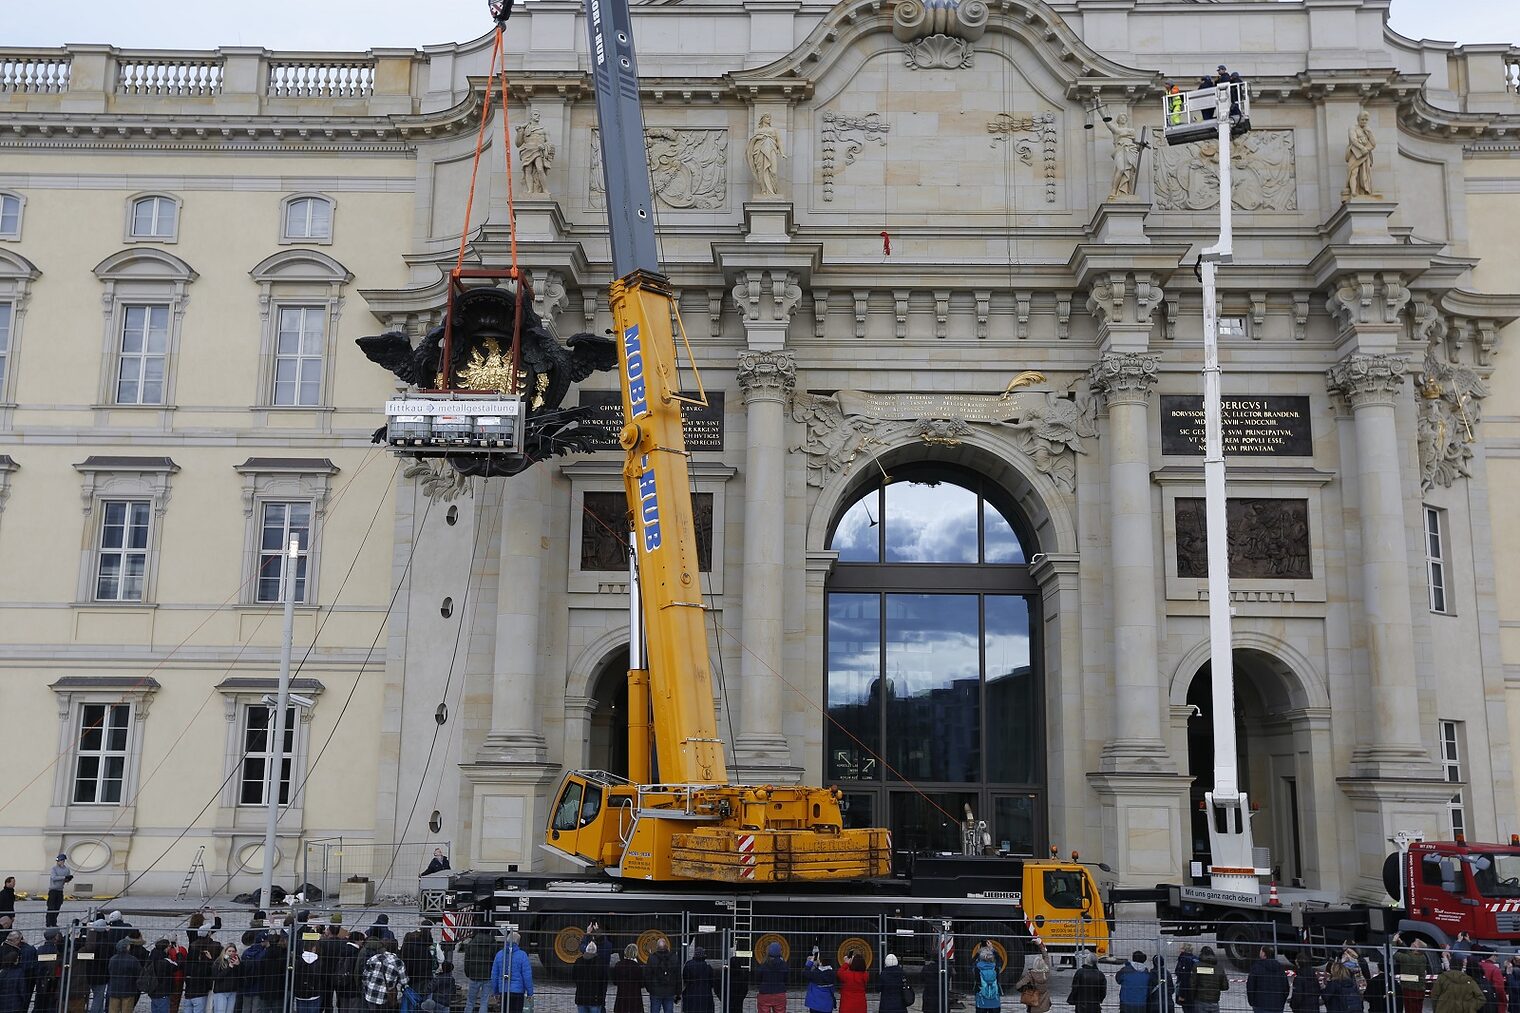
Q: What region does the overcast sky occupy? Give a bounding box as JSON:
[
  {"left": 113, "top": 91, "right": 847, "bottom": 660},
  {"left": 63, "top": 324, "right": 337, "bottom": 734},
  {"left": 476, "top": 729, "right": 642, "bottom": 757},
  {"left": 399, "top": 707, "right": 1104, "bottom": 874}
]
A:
[{"left": 4, "top": 0, "right": 1517, "bottom": 51}]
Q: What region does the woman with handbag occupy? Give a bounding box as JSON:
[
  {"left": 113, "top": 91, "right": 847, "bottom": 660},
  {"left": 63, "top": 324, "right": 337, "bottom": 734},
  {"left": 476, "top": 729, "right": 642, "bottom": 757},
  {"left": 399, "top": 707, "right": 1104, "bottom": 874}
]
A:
[
  {"left": 1013, "top": 954, "right": 1052, "bottom": 1013},
  {"left": 878, "top": 955, "right": 911, "bottom": 1013}
]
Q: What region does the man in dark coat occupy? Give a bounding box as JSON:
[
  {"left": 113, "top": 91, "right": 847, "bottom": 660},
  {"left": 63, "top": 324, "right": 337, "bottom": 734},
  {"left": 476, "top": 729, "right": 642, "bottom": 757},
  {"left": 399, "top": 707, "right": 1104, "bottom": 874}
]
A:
[
  {"left": 572, "top": 943, "right": 610, "bottom": 1013},
  {"left": 1247, "top": 948, "right": 1290, "bottom": 1013},
  {"left": 645, "top": 939, "right": 679, "bottom": 1013},
  {"left": 107, "top": 939, "right": 142, "bottom": 1013},
  {"left": 682, "top": 948, "right": 720, "bottom": 1013},
  {"left": 1067, "top": 952, "right": 1107, "bottom": 1013}
]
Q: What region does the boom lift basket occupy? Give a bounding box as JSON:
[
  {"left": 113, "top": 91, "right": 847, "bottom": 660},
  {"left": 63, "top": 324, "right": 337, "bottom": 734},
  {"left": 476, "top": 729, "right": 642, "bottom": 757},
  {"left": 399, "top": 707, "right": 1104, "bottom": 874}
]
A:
[{"left": 1162, "top": 81, "right": 1251, "bottom": 146}]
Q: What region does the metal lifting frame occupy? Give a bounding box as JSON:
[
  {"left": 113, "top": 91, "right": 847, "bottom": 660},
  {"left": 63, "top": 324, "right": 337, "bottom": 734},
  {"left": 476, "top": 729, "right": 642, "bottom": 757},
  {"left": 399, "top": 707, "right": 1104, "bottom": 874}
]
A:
[{"left": 1195, "top": 81, "right": 1259, "bottom": 897}]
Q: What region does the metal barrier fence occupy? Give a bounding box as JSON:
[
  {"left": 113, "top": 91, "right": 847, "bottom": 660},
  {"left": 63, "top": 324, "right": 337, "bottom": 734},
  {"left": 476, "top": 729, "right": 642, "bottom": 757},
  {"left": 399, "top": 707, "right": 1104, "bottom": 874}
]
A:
[
  {"left": 301, "top": 839, "right": 452, "bottom": 903},
  {"left": 15, "top": 910, "right": 1484, "bottom": 1013}
]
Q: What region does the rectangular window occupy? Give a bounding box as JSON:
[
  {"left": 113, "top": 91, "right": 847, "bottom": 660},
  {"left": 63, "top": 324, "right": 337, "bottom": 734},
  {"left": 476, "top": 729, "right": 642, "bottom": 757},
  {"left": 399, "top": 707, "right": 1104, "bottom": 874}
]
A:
[
  {"left": 239, "top": 704, "right": 295, "bottom": 806},
  {"left": 0, "top": 302, "right": 11, "bottom": 393},
  {"left": 257, "top": 502, "right": 312, "bottom": 603},
  {"left": 115, "top": 304, "right": 169, "bottom": 405},
  {"left": 272, "top": 306, "right": 324, "bottom": 406},
  {"left": 1426, "top": 506, "right": 1448, "bottom": 614},
  {"left": 95, "top": 500, "right": 151, "bottom": 601},
  {"left": 1441, "top": 719, "right": 1466, "bottom": 838},
  {"left": 1219, "top": 315, "right": 1248, "bottom": 340},
  {"left": 73, "top": 703, "right": 130, "bottom": 804}
]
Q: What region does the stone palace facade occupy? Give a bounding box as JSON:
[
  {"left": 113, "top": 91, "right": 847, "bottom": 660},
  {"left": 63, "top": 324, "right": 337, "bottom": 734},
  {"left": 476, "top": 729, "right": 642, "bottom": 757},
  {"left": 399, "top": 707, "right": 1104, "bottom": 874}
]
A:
[{"left": 1, "top": 0, "right": 1519, "bottom": 899}]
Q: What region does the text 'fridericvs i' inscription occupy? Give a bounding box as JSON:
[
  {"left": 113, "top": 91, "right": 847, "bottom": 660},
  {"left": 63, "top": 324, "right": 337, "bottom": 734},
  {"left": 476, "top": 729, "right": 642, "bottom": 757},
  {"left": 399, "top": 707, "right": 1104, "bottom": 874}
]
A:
[
  {"left": 1159, "top": 394, "right": 1312, "bottom": 456},
  {"left": 577, "top": 390, "right": 725, "bottom": 451}
]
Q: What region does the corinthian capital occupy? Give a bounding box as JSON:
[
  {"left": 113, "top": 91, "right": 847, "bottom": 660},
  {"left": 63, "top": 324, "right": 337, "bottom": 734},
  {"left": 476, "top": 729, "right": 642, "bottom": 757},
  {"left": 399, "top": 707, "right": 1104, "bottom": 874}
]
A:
[
  {"left": 1088, "top": 352, "right": 1160, "bottom": 405},
  {"left": 1326, "top": 352, "right": 1408, "bottom": 408},
  {"left": 736, "top": 349, "right": 797, "bottom": 403}
]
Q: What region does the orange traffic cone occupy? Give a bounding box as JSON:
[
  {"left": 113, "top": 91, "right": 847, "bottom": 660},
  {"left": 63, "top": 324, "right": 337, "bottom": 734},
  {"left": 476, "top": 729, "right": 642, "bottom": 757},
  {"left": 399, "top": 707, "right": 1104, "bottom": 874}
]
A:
[{"left": 1267, "top": 881, "right": 1281, "bottom": 906}]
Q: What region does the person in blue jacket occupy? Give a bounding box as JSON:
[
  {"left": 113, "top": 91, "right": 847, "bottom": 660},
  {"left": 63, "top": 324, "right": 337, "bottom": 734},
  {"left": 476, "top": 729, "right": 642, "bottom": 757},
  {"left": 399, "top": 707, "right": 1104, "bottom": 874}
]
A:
[
  {"left": 491, "top": 931, "right": 534, "bottom": 1013},
  {"left": 804, "top": 948, "right": 837, "bottom": 1013},
  {"left": 1117, "top": 952, "right": 1153, "bottom": 1013}
]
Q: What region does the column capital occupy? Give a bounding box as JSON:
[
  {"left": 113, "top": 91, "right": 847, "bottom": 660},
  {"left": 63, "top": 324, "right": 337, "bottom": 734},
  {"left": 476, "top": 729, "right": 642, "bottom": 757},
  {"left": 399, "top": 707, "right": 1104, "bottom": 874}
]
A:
[
  {"left": 736, "top": 349, "right": 797, "bottom": 404},
  {"left": 1326, "top": 352, "right": 1408, "bottom": 409},
  {"left": 1324, "top": 271, "right": 1411, "bottom": 340},
  {"left": 1088, "top": 351, "right": 1160, "bottom": 406}
]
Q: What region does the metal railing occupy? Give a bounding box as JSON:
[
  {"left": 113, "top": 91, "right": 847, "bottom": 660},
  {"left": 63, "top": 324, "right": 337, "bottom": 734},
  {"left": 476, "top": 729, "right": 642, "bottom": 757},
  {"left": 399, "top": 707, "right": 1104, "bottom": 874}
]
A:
[
  {"left": 302, "top": 838, "right": 452, "bottom": 903},
  {"left": 116, "top": 55, "right": 224, "bottom": 96},
  {"left": 266, "top": 60, "right": 376, "bottom": 99},
  {"left": 0, "top": 54, "right": 71, "bottom": 93}
]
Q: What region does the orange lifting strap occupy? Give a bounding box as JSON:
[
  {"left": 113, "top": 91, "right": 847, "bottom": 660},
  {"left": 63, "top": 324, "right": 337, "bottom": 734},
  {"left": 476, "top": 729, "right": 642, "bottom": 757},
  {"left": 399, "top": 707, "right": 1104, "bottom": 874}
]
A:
[{"left": 438, "top": 22, "right": 526, "bottom": 393}]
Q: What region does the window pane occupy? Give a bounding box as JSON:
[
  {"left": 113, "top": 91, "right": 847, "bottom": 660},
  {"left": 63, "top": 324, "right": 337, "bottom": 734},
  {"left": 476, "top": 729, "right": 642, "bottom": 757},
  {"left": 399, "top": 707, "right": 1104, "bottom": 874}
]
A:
[
  {"left": 310, "top": 199, "right": 331, "bottom": 237},
  {"left": 993, "top": 795, "right": 1037, "bottom": 855},
  {"left": 840, "top": 792, "right": 877, "bottom": 831},
  {"left": 286, "top": 200, "right": 308, "bottom": 237},
  {"left": 830, "top": 495, "right": 879, "bottom": 563},
  {"left": 156, "top": 200, "right": 176, "bottom": 235},
  {"left": 0, "top": 195, "right": 18, "bottom": 235},
  {"left": 984, "top": 500, "right": 1026, "bottom": 563},
  {"left": 298, "top": 380, "right": 320, "bottom": 406},
  {"left": 827, "top": 593, "right": 881, "bottom": 781},
  {"left": 890, "top": 790, "right": 977, "bottom": 855},
  {"left": 885, "top": 593, "right": 980, "bottom": 782},
  {"left": 985, "top": 596, "right": 1036, "bottom": 783},
  {"left": 885, "top": 480, "right": 978, "bottom": 563},
  {"left": 299, "top": 357, "right": 322, "bottom": 383},
  {"left": 132, "top": 200, "right": 154, "bottom": 234}
]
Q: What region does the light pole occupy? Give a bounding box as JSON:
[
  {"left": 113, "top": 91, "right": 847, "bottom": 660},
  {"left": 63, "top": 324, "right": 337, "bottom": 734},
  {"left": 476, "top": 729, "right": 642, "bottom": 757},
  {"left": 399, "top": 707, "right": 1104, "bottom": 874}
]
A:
[{"left": 260, "top": 535, "right": 300, "bottom": 909}]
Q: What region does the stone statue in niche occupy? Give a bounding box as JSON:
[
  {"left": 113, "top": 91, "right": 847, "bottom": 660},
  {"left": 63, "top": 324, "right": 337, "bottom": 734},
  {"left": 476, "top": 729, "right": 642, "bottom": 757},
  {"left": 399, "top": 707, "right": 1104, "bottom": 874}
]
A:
[
  {"left": 1344, "top": 108, "right": 1379, "bottom": 199},
  {"left": 1154, "top": 129, "right": 1297, "bottom": 211},
  {"left": 1105, "top": 110, "right": 1141, "bottom": 200},
  {"left": 747, "top": 113, "right": 783, "bottom": 198},
  {"left": 515, "top": 109, "right": 555, "bottom": 196},
  {"left": 1174, "top": 497, "right": 1312, "bottom": 580}
]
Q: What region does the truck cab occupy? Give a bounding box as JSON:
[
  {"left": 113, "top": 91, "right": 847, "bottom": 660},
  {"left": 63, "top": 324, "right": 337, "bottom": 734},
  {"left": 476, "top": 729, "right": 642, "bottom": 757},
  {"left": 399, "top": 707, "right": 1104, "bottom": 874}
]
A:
[
  {"left": 1401, "top": 840, "right": 1520, "bottom": 947},
  {"left": 905, "top": 853, "right": 1111, "bottom": 956}
]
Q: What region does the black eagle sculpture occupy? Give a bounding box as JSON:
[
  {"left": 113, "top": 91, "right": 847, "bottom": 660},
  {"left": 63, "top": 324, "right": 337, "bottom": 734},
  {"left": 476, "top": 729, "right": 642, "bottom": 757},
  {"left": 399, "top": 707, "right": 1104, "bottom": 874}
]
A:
[{"left": 357, "top": 284, "right": 619, "bottom": 477}]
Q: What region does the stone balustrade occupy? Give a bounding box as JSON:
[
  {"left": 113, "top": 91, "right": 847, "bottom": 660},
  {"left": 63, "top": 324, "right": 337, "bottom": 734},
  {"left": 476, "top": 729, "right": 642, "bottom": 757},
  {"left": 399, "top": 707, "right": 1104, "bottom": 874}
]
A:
[
  {"left": 116, "top": 54, "right": 224, "bottom": 96},
  {"left": 0, "top": 53, "right": 71, "bottom": 93},
  {"left": 266, "top": 59, "right": 376, "bottom": 99},
  {"left": 1506, "top": 51, "right": 1519, "bottom": 95}
]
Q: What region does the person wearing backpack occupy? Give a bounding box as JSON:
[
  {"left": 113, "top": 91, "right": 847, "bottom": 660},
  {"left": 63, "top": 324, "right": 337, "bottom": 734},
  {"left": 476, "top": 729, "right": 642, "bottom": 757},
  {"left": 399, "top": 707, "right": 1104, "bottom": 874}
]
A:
[
  {"left": 462, "top": 929, "right": 500, "bottom": 1013},
  {"left": 144, "top": 939, "right": 180, "bottom": 1013},
  {"left": 1190, "top": 947, "right": 1228, "bottom": 1013},
  {"left": 1175, "top": 946, "right": 1198, "bottom": 1013},
  {"left": 974, "top": 948, "right": 1003, "bottom": 1013},
  {"left": 1067, "top": 952, "right": 1107, "bottom": 1013},
  {"left": 1117, "top": 952, "right": 1153, "bottom": 1013},
  {"left": 645, "top": 939, "right": 679, "bottom": 1013}
]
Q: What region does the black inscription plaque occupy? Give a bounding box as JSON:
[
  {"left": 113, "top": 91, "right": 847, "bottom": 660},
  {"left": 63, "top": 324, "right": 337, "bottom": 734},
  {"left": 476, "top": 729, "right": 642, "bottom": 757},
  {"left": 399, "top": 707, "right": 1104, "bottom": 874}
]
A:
[
  {"left": 1160, "top": 394, "right": 1312, "bottom": 456},
  {"left": 577, "top": 390, "right": 725, "bottom": 452},
  {"left": 1175, "top": 497, "right": 1312, "bottom": 580},
  {"left": 581, "top": 490, "right": 713, "bottom": 572}
]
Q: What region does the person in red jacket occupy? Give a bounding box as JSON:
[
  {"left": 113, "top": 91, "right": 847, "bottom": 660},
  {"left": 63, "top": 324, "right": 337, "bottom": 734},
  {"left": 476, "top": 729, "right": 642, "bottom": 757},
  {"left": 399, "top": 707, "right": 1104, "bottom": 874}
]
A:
[{"left": 836, "top": 953, "right": 869, "bottom": 1013}]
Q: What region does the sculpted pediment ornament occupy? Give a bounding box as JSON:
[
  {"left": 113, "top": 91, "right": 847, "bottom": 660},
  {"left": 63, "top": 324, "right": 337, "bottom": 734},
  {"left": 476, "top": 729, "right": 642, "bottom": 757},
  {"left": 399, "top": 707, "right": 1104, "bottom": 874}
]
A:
[{"left": 790, "top": 382, "right": 1096, "bottom": 492}]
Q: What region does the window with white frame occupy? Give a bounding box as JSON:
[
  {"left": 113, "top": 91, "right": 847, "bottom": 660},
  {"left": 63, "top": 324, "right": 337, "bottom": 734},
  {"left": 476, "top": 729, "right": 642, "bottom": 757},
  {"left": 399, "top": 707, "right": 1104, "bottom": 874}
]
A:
[
  {"left": 1425, "top": 506, "right": 1448, "bottom": 614},
  {"left": 1219, "top": 315, "right": 1248, "bottom": 340},
  {"left": 257, "top": 501, "right": 312, "bottom": 603},
  {"left": 72, "top": 702, "right": 131, "bottom": 804},
  {"left": 272, "top": 306, "right": 325, "bottom": 407},
  {"left": 0, "top": 302, "right": 11, "bottom": 393},
  {"left": 0, "top": 193, "right": 22, "bottom": 240},
  {"left": 1441, "top": 719, "right": 1467, "bottom": 838},
  {"left": 128, "top": 195, "right": 178, "bottom": 240},
  {"left": 281, "top": 195, "right": 333, "bottom": 243},
  {"left": 238, "top": 703, "right": 296, "bottom": 806},
  {"left": 95, "top": 499, "right": 151, "bottom": 602},
  {"left": 114, "top": 304, "right": 170, "bottom": 405}
]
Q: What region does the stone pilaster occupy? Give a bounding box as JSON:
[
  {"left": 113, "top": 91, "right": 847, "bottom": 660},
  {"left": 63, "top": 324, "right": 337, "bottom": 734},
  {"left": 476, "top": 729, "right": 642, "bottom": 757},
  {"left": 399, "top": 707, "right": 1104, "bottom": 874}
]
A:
[
  {"left": 733, "top": 349, "right": 800, "bottom": 778},
  {"left": 1088, "top": 351, "right": 1172, "bottom": 772},
  {"left": 1325, "top": 352, "right": 1434, "bottom": 779}
]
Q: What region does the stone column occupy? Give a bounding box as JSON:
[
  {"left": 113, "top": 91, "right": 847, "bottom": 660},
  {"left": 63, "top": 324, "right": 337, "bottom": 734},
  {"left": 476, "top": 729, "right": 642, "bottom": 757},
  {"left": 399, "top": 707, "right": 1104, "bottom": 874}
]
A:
[
  {"left": 1088, "top": 351, "right": 1172, "bottom": 771},
  {"left": 478, "top": 464, "right": 550, "bottom": 763},
  {"left": 733, "top": 349, "right": 798, "bottom": 775},
  {"left": 1325, "top": 352, "right": 1429, "bottom": 776}
]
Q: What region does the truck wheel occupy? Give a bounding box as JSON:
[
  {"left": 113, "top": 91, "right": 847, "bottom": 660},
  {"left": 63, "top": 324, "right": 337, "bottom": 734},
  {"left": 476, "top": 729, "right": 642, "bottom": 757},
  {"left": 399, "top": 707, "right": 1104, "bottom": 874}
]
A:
[
  {"left": 1218, "top": 921, "right": 1262, "bottom": 971},
  {"left": 552, "top": 924, "right": 587, "bottom": 972},
  {"left": 836, "top": 937, "right": 874, "bottom": 969}
]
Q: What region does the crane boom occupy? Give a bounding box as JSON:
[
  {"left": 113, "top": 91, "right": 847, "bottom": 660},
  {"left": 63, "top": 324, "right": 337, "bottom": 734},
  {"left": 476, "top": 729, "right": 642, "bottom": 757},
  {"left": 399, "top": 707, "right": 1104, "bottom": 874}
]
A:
[{"left": 538, "top": 0, "right": 891, "bottom": 884}]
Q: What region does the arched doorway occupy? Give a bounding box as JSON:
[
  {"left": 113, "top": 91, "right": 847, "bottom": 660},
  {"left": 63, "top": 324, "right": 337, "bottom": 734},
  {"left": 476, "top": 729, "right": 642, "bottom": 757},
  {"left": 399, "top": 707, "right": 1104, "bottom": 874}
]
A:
[
  {"left": 586, "top": 648, "right": 630, "bottom": 777},
  {"left": 1185, "top": 649, "right": 1315, "bottom": 886},
  {"left": 823, "top": 462, "right": 1043, "bottom": 859}
]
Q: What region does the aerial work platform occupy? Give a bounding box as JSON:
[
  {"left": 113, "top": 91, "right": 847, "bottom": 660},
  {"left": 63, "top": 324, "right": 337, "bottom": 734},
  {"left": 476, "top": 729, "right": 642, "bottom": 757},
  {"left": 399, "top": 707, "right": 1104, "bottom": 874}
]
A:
[{"left": 1163, "top": 81, "right": 1251, "bottom": 146}]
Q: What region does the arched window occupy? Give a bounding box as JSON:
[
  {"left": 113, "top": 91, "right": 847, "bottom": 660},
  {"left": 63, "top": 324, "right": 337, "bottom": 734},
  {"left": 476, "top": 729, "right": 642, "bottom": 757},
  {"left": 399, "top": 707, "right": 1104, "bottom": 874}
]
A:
[
  {"left": 280, "top": 194, "right": 334, "bottom": 244},
  {"left": 126, "top": 194, "right": 180, "bottom": 242},
  {"left": 825, "top": 464, "right": 1043, "bottom": 858}
]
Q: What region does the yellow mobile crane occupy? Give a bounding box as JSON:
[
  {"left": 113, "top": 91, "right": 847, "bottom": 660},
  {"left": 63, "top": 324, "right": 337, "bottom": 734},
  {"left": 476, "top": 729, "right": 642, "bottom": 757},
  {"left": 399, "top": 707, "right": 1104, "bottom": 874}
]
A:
[{"left": 538, "top": 0, "right": 891, "bottom": 884}]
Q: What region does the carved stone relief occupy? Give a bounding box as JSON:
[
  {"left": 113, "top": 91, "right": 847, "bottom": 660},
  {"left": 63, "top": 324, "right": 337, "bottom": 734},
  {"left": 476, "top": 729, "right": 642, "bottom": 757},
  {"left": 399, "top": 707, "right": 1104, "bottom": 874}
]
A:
[
  {"left": 1154, "top": 129, "right": 1297, "bottom": 212},
  {"left": 1175, "top": 497, "right": 1312, "bottom": 580},
  {"left": 790, "top": 386, "right": 1096, "bottom": 492},
  {"left": 404, "top": 460, "right": 473, "bottom": 502},
  {"left": 590, "top": 127, "right": 727, "bottom": 210},
  {"left": 987, "top": 112, "right": 1058, "bottom": 204},
  {"left": 904, "top": 36, "right": 975, "bottom": 70},
  {"left": 893, "top": 0, "right": 987, "bottom": 67},
  {"left": 820, "top": 111, "right": 890, "bottom": 203}
]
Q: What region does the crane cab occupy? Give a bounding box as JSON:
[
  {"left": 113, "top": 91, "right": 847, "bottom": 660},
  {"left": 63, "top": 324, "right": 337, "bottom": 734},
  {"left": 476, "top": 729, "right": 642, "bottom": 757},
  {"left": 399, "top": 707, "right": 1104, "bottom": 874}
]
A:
[
  {"left": 543, "top": 771, "right": 637, "bottom": 870},
  {"left": 1162, "top": 81, "right": 1251, "bottom": 146}
]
